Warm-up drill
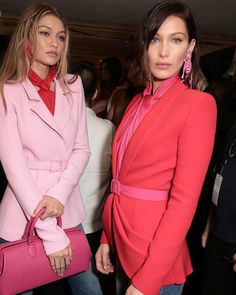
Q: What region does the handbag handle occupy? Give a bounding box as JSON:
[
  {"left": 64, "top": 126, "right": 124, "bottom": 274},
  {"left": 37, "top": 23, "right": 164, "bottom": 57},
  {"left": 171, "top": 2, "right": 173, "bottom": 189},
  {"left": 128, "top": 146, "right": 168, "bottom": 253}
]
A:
[{"left": 22, "top": 208, "right": 62, "bottom": 241}]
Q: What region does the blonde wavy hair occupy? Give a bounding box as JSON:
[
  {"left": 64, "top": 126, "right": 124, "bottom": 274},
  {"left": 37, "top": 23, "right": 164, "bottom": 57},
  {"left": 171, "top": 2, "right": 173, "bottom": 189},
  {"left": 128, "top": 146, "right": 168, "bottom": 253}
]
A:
[{"left": 0, "top": 3, "right": 75, "bottom": 105}]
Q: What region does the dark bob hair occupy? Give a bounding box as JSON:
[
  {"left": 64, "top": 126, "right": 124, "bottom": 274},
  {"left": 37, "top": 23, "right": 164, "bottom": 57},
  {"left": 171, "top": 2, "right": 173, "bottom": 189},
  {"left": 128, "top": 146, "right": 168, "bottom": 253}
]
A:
[{"left": 130, "top": 0, "right": 203, "bottom": 89}]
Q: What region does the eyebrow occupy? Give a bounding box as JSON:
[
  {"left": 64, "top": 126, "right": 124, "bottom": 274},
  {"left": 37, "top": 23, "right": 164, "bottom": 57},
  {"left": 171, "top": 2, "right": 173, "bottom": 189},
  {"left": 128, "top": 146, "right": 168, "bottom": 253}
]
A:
[
  {"left": 38, "top": 25, "right": 66, "bottom": 34},
  {"left": 155, "top": 32, "right": 186, "bottom": 37}
]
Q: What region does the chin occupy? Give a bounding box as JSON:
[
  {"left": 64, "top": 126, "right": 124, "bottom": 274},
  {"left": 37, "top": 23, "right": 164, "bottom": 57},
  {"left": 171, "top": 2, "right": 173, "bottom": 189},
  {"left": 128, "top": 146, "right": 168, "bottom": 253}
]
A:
[
  {"left": 154, "top": 75, "right": 172, "bottom": 81},
  {"left": 154, "top": 70, "right": 178, "bottom": 80},
  {"left": 46, "top": 62, "right": 58, "bottom": 67}
]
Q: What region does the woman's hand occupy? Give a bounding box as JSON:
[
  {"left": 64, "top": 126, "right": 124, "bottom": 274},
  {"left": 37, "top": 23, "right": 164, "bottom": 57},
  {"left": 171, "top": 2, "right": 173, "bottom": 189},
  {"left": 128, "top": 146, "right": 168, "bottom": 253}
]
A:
[
  {"left": 95, "top": 243, "right": 114, "bottom": 274},
  {"left": 48, "top": 244, "right": 72, "bottom": 276},
  {"left": 33, "top": 195, "right": 64, "bottom": 220},
  {"left": 125, "top": 284, "right": 144, "bottom": 295}
]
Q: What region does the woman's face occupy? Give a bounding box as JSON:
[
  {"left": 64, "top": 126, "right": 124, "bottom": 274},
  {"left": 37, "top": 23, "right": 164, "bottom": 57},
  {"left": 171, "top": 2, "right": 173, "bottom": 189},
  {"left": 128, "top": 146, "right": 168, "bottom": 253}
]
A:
[
  {"left": 147, "top": 15, "right": 195, "bottom": 91},
  {"left": 31, "top": 14, "right": 66, "bottom": 73}
]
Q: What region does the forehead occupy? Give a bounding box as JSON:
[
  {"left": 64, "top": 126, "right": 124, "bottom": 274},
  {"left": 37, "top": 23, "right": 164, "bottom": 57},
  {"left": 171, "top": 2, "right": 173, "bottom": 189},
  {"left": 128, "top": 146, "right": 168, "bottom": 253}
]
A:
[
  {"left": 37, "top": 14, "right": 65, "bottom": 31},
  {"left": 157, "top": 15, "right": 188, "bottom": 34}
]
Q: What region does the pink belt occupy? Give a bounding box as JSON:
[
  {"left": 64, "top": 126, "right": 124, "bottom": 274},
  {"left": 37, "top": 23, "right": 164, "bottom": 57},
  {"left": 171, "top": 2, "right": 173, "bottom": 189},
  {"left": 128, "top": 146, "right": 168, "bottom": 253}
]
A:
[
  {"left": 27, "top": 160, "right": 68, "bottom": 172},
  {"left": 111, "top": 179, "right": 169, "bottom": 201}
]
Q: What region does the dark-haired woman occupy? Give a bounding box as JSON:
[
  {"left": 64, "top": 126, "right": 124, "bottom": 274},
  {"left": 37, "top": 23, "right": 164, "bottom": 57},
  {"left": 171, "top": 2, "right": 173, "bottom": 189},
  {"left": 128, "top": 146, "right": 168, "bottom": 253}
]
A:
[{"left": 96, "top": 1, "right": 217, "bottom": 295}]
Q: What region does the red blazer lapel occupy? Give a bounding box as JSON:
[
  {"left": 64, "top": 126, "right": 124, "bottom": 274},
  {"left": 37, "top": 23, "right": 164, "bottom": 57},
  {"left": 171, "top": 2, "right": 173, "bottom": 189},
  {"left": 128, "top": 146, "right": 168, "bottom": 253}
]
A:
[
  {"left": 119, "top": 81, "right": 187, "bottom": 180},
  {"left": 112, "top": 93, "right": 142, "bottom": 177}
]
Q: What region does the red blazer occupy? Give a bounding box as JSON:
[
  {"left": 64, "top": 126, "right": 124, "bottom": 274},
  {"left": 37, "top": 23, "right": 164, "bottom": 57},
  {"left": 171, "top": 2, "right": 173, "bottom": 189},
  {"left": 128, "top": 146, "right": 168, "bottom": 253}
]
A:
[{"left": 102, "top": 80, "right": 217, "bottom": 295}]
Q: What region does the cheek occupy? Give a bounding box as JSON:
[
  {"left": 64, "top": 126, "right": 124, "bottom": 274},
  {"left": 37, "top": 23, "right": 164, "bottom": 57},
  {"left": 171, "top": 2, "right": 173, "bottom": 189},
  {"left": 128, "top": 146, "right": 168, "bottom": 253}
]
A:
[
  {"left": 146, "top": 57, "right": 152, "bottom": 73},
  {"left": 147, "top": 49, "right": 155, "bottom": 69},
  {"left": 34, "top": 42, "right": 43, "bottom": 55},
  {"left": 147, "top": 47, "right": 154, "bottom": 60},
  {"left": 58, "top": 44, "right": 65, "bottom": 56},
  {"left": 175, "top": 52, "right": 186, "bottom": 71},
  {"left": 33, "top": 48, "right": 40, "bottom": 60}
]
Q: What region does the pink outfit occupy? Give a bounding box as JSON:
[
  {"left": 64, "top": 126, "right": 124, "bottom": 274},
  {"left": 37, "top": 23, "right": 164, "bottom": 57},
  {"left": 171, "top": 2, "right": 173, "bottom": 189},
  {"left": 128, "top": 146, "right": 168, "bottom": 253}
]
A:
[
  {"left": 101, "top": 79, "right": 217, "bottom": 295},
  {"left": 0, "top": 75, "right": 90, "bottom": 255}
]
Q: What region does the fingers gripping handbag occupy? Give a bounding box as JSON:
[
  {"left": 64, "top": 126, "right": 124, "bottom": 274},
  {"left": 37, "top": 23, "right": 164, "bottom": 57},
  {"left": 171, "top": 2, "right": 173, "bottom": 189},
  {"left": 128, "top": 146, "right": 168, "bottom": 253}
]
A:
[{"left": 0, "top": 209, "right": 91, "bottom": 295}]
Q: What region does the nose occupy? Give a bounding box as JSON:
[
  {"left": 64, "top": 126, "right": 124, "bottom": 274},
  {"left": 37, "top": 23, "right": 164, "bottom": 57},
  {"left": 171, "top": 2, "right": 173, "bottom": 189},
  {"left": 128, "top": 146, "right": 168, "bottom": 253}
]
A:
[
  {"left": 50, "top": 35, "right": 58, "bottom": 48},
  {"left": 158, "top": 41, "right": 168, "bottom": 58}
]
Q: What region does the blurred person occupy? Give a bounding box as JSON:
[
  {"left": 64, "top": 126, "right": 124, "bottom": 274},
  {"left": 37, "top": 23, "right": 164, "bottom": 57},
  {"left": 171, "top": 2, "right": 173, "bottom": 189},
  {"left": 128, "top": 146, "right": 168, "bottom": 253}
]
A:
[
  {"left": 106, "top": 82, "right": 143, "bottom": 128},
  {"left": 92, "top": 57, "right": 123, "bottom": 118},
  {"left": 201, "top": 80, "right": 236, "bottom": 295},
  {"left": 202, "top": 119, "right": 236, "bottom": 295}
]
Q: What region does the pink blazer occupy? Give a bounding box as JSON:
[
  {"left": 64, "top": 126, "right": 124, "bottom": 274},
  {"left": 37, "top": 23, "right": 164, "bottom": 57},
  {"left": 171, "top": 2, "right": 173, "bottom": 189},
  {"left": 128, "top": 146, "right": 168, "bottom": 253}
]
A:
[
  {"left": 0, "top": 75, "right": 90, "bottom": 254},
  {"left": 101, "top": 80, "right": 217, "bottom": 295}
]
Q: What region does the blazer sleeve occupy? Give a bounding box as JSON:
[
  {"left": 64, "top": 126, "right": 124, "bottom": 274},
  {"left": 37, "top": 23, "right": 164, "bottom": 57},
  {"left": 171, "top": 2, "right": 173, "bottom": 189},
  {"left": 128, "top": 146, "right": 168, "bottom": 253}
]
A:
[
  {"left": 0, "top": 91, "right": 70, "bottom": 255},
  {"left": 132, "top": 93, "right": 217, "bottom": 295},
  {"left": 46, "top": 77, "right": 90, "bottom": 205}
]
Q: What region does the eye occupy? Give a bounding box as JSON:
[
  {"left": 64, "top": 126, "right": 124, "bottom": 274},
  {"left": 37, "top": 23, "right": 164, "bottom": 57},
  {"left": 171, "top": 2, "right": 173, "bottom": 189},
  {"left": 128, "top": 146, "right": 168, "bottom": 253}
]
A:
[
  {"left": 39, "top": 31, "right": 50, "bottom": 37},
  {"left": 171, "top": 38, "right": 182, "bottom": 44},
  {"left": 150, "top": 37, "right": 160, "bottom": 44},
  {"left": 58, "top": 35, "right": 65, "bottom": 42}
]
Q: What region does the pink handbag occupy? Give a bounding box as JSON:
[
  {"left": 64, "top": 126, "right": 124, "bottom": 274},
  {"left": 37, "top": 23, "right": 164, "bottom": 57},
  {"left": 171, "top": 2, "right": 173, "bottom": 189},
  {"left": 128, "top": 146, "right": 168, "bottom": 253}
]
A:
[{"left": 0, "top": 209, "right": 91, "bottom": 295}]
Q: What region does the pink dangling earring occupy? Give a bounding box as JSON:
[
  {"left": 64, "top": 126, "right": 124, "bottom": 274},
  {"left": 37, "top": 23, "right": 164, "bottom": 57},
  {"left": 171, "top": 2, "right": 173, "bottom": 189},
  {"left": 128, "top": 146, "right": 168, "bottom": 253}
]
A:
[{"left": 181, "top": 48, "right": 193, "bottom": 88}]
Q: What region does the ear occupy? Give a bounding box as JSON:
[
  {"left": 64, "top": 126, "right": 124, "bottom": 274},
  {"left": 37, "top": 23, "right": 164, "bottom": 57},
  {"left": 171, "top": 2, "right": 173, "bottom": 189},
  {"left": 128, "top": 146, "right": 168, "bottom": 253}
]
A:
[{"left": 188, "top": 39, "right": 196, "bottom": 53}]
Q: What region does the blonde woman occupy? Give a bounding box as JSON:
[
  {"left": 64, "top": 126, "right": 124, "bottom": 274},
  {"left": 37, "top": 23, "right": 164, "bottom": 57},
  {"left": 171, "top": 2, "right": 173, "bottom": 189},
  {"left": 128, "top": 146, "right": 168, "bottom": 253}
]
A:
[{"left": 0, "top": 4, "right": 102, "bottom": 295}]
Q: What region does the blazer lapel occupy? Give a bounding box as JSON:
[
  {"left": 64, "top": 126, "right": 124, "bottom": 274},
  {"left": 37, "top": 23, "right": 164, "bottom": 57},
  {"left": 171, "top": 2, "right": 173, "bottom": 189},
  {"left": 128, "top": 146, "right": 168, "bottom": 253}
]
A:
[
  {"left": 112, "top": 94, "right": 142, "bottom": 178},
  {"left": 53, "top": 79, "right": 71, "bottom": 131},
  {"left": 21, "top": 79, "right": 63, "bottom": 138},
  {"left": 119, "top": 80, "right": 187, "bottom": 179}
]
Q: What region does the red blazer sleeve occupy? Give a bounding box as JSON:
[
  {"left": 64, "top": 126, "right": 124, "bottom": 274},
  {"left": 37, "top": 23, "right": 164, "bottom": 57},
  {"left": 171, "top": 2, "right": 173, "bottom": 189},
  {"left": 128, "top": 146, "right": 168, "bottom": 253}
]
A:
[{"left": 132, "top": 93, "right": 217, "bottom": 295}]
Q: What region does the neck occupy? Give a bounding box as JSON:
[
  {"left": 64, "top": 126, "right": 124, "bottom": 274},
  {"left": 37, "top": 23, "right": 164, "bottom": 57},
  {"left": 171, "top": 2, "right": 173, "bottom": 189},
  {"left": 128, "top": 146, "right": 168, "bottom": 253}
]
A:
[
  {"left": 152, "top": 79, "right": 163, "bottom": 94},
  {"left": 30, "top": 64, "right": 50, "bottom": 80},
  {"left": 152, "top": 73, "right": 180, "bottom": 95}
]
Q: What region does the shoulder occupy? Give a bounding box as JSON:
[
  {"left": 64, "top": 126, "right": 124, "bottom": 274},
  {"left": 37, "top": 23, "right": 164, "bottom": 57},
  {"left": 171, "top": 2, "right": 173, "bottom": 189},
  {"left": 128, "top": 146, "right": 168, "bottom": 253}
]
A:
[
  {"left": 3, "top": 82, "right": 23, "bottom": 94},
  {"left": 183, "top": 88, "right": 216, "bottom": 105},
  {"left": 1, "top": 82, "right": 26, "bottom": 108},
  {"left": 177, "top": 87, "right": 217, "bottom": 116},
  {"left": 88, "top": 110, "right": 114, "bottom": 130},
  {"left": 180, "top": 89, "right": 217, "bottom": 130},
  {"left": 167, "top": 86, "right": 217, "bottom": 133},
  {"left": 87, "top": 109, "right": 115, "bottom": 132}
]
